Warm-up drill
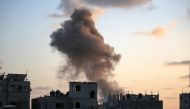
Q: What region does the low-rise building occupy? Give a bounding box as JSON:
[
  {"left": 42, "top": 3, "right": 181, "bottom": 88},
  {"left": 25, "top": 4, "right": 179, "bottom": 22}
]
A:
[
  {"left": 32, "top": 90, "right": 72, "bottom": 109},
  {"left": 103, "top": 93, "right": 163, "bottom": 109},
  {"left": 0, "top": 73, "right": 31, "bottom": 109},
  {"left": 69, "top": 82, "right": 98, "bottom": 109},
  {"left": 32, "top": 82, "right": 98, "bottom": 109}
]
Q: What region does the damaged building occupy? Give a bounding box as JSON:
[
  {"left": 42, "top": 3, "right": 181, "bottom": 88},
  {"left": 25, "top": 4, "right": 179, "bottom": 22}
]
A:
[
  {"left": 103, "top": 93, "right": 163, "bottom": 109},
  {"left": 0, "top": 73, "right": 31, "bottom": 109},
  {"left": 32, "top": 82, "right": 98, "bottom": 109}
]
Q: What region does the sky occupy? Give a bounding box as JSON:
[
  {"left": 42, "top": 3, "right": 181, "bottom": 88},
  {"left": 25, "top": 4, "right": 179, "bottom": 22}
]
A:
[{"left": 0, "top": 0, "right": 190, "bottom": 109}]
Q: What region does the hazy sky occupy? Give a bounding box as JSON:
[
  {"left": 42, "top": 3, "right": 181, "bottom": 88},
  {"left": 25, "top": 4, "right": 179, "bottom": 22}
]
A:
[{"left": 0, "top": 0, "right": 190, "bottom": 109}]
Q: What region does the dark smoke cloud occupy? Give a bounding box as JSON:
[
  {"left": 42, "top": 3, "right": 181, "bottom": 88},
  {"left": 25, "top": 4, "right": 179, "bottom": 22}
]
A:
[
  {"left": 31, "top": 86, "right": 52, "bottom": 98},
  {"left": 0, "top": 61, "right": 3, "bottom": 71},
  {"left": 187, "top": 8, "right": 190, "bottom": 19},
  {"left": 162, "top": 87, "right": 176, "bottom": 90},
  {"left": 50, "top": 8, "right": 122, "bottom": 95},
  {"left": 33, "top": 86, "right": 52, "bottom": 91},
  {"left": 179, "top": 75, "right": 189, "bottom": 79},
  {"left": 47, "top": 13, "right": 64, "bottom": 18},
  {"left": 165, "top": 60, "right": 190, "bottom": 66},
  {"left": 84, "top": 0, "right": 152, "bottom": 8},
  {"left": 56, "top": 0, "right": 152, "bottom": 17}
]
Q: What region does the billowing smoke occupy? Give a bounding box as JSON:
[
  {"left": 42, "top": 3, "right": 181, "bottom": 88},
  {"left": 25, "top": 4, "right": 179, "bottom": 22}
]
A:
[
  {"left": 50, "top": 8, "right": 122, "bottom": 95},
  {"left": 59, "top": 0, "right": 152, "bottom": 15},
  {"left": 51, "top": 0, "right": 152, "bottom": 19}
]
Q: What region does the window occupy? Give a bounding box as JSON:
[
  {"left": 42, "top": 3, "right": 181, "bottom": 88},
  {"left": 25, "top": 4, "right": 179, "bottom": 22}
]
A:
[
  {"left": 18, "top": 85, "right": 22, "bottom": 91},
  {"left": 90, "top": 91, "right": 95, "bottom": 98},
  {"left": 56, "top": 103, "right": 64, "bottom": 108},
  {"left": 185, "top": 100, "right": 188, "bottom": 103},
  {"left": 10, "top": 84, "right": 17, "bottom": 91},
  {"left": 0, "top": 84, "right": 3, "bottom": 91},
  {"left": 0, "top": 102, "right": 2, "bottom": 107},
  {"left": 10, "top": 102, "right": 17, "bottom": 106},
  {"left": 75, "top": 102, "right": 80, "bottom": 108},
  {"left": 23, "top": 85, "right": 27, "bottom": 91},
  {"left": 75, "top": 85, "right": 81, "bottom": 91}
]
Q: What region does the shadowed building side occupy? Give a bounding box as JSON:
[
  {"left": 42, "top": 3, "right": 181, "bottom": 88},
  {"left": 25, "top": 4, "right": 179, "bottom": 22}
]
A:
[
  {"left": 103, "top": 93, "right": 163, "bottom": 109},
  {"left": 0, "top": 73, "right": 31, "bottom": 109},
  {"left": 180, "top": 92, "right": 190, "bottom": 109},
  {"left": 31, "top": 82, "right": 98, "bottom": 109},
  {"left": 32, "top": 90, "right": 72, "bottom": 109}
]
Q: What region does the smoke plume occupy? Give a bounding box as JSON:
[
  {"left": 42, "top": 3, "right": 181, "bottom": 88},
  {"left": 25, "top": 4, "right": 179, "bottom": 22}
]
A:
[
  {"left": 165, "top": 60, "right": 190, "bottom": 66},
  {"left": 51, "top": 0, "right": 152, "bottom": 19},
  {"left": 50, "top": 8, "right": 122, "bottom": 95}
]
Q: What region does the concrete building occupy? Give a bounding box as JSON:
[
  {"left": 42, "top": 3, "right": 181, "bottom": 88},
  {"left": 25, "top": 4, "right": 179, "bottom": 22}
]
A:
[
  {"left": 0, "top": 73, "right": 31, "bottom": 109},
  {"left": 180, "top": 92, "right": 190, "bottom": 109},
  {"left": 69, "top": 82, "right": 98, "bottom": 109},
  {"left": 32, "top": 82, "right": 98, "bottom": 109},
  {"left": 32, "top": 90, "right": 72, "bottom": 109},
  {"left": 103, "top": 93, "right": 163, "bottom": 109}
]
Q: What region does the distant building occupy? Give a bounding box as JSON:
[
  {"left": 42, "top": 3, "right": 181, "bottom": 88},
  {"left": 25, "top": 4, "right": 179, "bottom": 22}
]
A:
[
  {"left": 32, "top": 82, "right": 98, "bottom": 109},
  {"left": 103, "top": 93, "right": 163, "bottom": 109},
  {"left": 69, "top": 82, "right": 98, "bottom": 109},
  {"left": 180, "top": 92, "right": 190, "bottom": 109},
  {"left": 0, "top": 73, "right": 31, "bottom": 109},
  {"left": 32, "top": 90, "right": 72, "bottom": 109}
]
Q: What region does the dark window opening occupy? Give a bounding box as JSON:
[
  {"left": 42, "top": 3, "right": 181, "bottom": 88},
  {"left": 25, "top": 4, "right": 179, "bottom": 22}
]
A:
[
  {"left": 185, "top": 100, "right": 188, "bottom": 103},
  {"left": 0, "top": 84, "right": 3, "bottom": 91},
  {"left": 76, "top": 85, "right": 81, "bottom": 91},
  {"left": 0, "top": 102, "right": 2, "bottom": 106},
  {"left": 18, "top": 85, "right": 22, "bottom": 91},
  {"left": 10, "top": 102, "right": 17, "bottom": 106},
  {"left": 10, "top": 84, "right": 16, "bottom": 91},
  {"left": 23, "top": 85, "right": 27, "bottom": 91},
  {"left": 75, "top": 102, "right": 80, "bottom": 108},
  {"left": 56, "top": 103, "right": 64, "bottom": 108},
  {"left": 90, "top": 91, "right": 95, "bottom": 98}
]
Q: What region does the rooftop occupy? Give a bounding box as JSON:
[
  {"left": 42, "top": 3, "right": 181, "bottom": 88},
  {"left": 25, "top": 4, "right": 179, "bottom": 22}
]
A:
[
  {"left": 70, "top": 81, "right": 97, "bottom": 84},
  {"left": 0, "top": 73, "right": 28, "bottom": 81}
]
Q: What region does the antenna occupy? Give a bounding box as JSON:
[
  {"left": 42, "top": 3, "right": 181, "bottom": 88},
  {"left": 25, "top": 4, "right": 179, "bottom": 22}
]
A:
[{"left": 25, "top": 70, "right": 28, "bottom": 80}]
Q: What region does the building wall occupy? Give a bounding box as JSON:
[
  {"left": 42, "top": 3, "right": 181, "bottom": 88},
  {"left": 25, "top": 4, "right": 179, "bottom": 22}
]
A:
[
  {"left": 0, "top": 74, "right": 30, "bottom": 109},
  {"left": 32, "top": 82, "right": 98, "bottom": 109},
  {"left": 104, "top": 94, "right": 163, "bottom": 109},
  {"left": 32, "top": 96, "right": 72, "bottom": 109},
  {"left": 180, "top": 93, "right": 190, "bottom": 109},
  {"left": 69, "top": 82, "right": 98, "bottom": 109}
]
